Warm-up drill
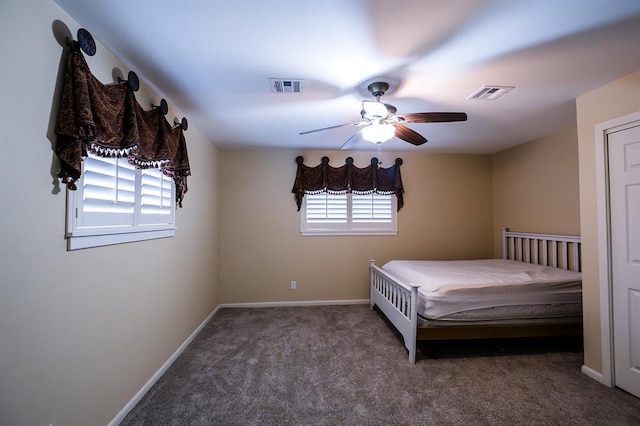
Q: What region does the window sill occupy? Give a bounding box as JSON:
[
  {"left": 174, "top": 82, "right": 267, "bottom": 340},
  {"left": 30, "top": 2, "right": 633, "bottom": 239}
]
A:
[
  {"left": 301, "top": 230, "right": 397, "bottom": 236},
  {"left": 67, "top": 229, "right": 175, "bottom": 250}
]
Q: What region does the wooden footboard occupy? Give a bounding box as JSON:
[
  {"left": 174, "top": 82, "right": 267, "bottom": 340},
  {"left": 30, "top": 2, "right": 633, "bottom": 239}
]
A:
[{"left": 370, "top": 260, "right": 420, "bottom": 363}]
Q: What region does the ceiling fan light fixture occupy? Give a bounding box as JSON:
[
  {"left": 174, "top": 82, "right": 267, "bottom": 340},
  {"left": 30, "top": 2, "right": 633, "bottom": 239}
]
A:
[
  {"left": 362, "top": 100, "right": 388, "bottom": 119},
  {"left": 362, "top": 123, "right": 395, "bottom": 144}
]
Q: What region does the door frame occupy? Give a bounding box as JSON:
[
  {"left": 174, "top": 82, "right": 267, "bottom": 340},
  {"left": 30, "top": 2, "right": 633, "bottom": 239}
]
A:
[{"left": 594, "top": 110, "right": 640, "bottom": 388}]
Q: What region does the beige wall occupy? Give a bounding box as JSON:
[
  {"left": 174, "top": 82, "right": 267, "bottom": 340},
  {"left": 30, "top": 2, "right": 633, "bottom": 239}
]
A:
[
  {"left": 576, "top": 69, "right": 640, "bottom": 375},
  {"left": 491, "top": 126, "right": 581, "bottom": 256},
  {"left": 0, "top": 1, "right": 220, "bottom": 425},
  {"left": 219, "top": 149, "right": 494, "bottom": 303}
]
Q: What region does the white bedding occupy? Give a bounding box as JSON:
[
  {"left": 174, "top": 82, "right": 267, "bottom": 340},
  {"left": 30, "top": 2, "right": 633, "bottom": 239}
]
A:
[{"left": 382, "top": 259, "right": 582, "bottom": 320}]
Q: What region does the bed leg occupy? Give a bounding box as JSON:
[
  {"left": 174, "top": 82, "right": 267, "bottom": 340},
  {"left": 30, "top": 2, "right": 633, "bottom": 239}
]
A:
[
  {"left": 369, "top": 259, "right": 376, "bottom": 310},
  {"left": 408, "top": 340, "right": 417, "bottom": 364},
  {"left": 408, "top": 286, "right": 418, "bottom": 363}
]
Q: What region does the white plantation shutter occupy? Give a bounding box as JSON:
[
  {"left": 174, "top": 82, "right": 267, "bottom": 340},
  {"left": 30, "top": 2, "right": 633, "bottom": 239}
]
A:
[
  {"left": 352, "top": 193, "right": 393, "bottom": 223},
  {"left": 305, "top": 193, "right": 347, "bottom": 223},
  {"left": 67, "top": 153, "right": 176, "bottom": 249},
  {"left": 301, "top": 192, "right": 396, "bottom": 235},
  {"left": 79, "top": 155, "right": 136, "bottom": 227},
  {"left": 139, "top": 168, "right": 174, "bottom": 225}
]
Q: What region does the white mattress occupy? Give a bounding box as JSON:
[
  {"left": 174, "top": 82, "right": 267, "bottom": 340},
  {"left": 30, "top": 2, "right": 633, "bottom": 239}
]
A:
[{"left": 382, "top": 259, "right": 582, "bottom": 320}]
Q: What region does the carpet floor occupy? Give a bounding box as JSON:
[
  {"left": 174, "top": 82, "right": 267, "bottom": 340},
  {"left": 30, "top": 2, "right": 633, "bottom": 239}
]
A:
[{"left": 120, "top": 305, "right": 640, "bottom": 425}]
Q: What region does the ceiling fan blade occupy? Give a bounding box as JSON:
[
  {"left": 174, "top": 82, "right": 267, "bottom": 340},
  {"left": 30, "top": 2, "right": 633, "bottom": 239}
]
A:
[
  {"left": 300, "top": 122, "right": 361, "bottom": 135},
  {"left": 340, "top": 132, "right": 363, "bottom": 150},
  {"left": 393, "top": 124, "right": 428, "bottom": 146},
  {"left": 397, "top": 112, "right": 467, "bottom": 123}
]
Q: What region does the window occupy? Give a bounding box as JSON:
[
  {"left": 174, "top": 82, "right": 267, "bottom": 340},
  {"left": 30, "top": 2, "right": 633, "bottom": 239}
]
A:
[
  {"left": 66, "top": 153, "right": 176, "bottom": 250},
  {"left": 301, "top": 192, "right": 397, "bottom": 236}
]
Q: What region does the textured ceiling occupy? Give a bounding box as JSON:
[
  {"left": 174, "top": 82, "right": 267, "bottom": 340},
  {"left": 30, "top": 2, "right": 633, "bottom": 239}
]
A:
[{"left": 54, "top": 0, "right": 640, "bottom": 153}]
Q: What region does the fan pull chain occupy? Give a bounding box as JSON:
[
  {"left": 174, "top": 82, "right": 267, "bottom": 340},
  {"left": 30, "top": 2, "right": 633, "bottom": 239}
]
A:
[{"left": 377, "top": 142, "right": 382, "bottom": 165}]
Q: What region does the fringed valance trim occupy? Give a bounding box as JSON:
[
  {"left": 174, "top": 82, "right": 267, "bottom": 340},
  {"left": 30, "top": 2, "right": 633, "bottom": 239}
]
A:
[
  {"left": 54, "top": 41, "right": 191, "bottom": 207},
  {"left": 160, "top": 167, "right": 192, "bottom": 178},
  {"left": 301, "top": 188, "right": 397, "bottom": 196},
  {"left": 88, "top": 142, "right": 138, "bottom": 158},
  {"left": 291, "top": 156, "right": 404, "bottom": 211},
  {"left": 128, "top": 157, "right": 171, "bottom": 169}
]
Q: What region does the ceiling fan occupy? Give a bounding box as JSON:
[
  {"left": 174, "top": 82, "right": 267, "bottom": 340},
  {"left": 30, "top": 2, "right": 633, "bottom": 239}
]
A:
[{"left": 300, "top": 82, "right": 468, "bottom": 150}]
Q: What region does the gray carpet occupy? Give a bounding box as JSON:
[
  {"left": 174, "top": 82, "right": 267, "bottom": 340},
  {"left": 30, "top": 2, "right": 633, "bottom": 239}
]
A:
[{"left": 121, "top": 305, "right": 640, "bottom": 425}]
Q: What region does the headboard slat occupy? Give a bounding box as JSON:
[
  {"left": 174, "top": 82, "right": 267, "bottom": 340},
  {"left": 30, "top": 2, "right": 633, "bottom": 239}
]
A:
[
  {"left": 501, "top": 227, "right": 581, "bottom": 272},
  {"left": 561, "top": 241, "right": 568, "bottom": 270}
]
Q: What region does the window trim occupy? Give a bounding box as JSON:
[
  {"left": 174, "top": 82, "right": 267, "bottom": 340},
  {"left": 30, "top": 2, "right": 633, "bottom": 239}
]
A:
[
  {"left": 65, "top": 154, "right": 176, "bottom": 250},
  {"left": 300, "top": 192, "right": 397, "bottom": 236}
]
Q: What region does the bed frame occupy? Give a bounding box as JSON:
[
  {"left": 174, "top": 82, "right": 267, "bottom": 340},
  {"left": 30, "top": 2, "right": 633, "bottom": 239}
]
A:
[{"left": 370, "top": 228, "right": 582, "bottom": 363}]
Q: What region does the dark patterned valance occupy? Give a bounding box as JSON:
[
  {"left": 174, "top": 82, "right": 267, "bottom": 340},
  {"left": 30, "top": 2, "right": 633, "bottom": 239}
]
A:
[
  {"left": 54, "top": 42, "right": 191, "bottom": 206},
  {"left": 292, "top": 156, "right": 404, "bottom": 211}
]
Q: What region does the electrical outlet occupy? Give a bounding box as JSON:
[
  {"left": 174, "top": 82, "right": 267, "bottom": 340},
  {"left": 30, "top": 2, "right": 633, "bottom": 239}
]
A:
[{"left": 290, "top": 281, "right": 296, "bottom": 290}]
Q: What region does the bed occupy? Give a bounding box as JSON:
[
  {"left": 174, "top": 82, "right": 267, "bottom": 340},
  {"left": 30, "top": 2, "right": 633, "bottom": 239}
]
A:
[{"left": 370, "top": 228, "right": 582, "bottom": 363}]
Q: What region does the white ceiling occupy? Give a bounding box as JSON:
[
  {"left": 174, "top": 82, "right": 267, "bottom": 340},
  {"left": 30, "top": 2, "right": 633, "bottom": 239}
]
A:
[{"left": 54, "top": 0, "right": 640, "bottom": 154}]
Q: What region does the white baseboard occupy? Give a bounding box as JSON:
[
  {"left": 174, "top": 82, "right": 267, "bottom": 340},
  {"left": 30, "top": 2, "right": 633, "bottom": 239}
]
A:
[
  {"left": 108, "top": 306, "right": 220, "bottom": 426},
  {"left": 220, "top": 299, "right": 370, "bottom": 308},
  {"left": 581, "top": 365, "right": 607, "bottom": 385}
]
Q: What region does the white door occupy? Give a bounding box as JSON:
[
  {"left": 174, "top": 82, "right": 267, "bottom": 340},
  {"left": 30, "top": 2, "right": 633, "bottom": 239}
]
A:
[{"left": 609, "top": 123, "right": 640, "bottom": 398}]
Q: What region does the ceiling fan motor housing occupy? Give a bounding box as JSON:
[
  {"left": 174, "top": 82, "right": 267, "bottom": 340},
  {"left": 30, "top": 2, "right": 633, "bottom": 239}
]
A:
[{"left": 368, "top": 82, "right": 389, "bottom": 98}]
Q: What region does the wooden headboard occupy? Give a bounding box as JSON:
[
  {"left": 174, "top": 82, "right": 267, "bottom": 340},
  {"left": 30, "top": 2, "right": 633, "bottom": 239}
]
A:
[{"left": 502, "top": 227, "right": 581, "bottom": 272}]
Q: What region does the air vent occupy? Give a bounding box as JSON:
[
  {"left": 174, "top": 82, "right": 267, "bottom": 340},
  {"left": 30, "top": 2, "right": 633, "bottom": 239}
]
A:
[
  {"left": 467, "top": 85, "right": 514, "bottom": 100},
  {"left": 270, "top": 78, "right": 303, "bottom": 93}
]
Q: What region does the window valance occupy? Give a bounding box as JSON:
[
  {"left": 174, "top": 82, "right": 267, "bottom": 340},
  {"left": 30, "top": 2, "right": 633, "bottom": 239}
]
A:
[
  {"left": 54, "top": 41, "right": 191, "bottom": 206},
  {"left": 292, "top": 156, "right": 404, "bottom": 211}
]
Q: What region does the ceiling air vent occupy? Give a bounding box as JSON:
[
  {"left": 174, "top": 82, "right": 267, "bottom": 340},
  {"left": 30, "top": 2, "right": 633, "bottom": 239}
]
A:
[
  {"left": 467, "top": 85, "right": 514, "bottom": 100},
  {"left": 270, "top": 78, "right": 303, "bottom": 93}
]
